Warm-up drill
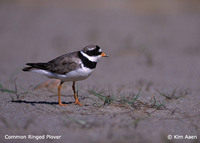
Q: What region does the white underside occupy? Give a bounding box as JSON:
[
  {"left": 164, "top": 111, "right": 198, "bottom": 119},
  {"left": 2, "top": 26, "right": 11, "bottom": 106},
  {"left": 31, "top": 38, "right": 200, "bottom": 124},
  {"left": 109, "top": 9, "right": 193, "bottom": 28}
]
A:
[{"left": 31, "top": 67, "right": 95, "bottom": 82}]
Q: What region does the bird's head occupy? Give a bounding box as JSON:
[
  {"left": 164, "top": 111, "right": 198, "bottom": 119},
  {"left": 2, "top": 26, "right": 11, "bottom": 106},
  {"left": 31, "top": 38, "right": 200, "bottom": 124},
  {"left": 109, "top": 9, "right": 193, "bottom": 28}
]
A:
[{"left": 80, "top": 45, "right": 108, "bottom": 62}]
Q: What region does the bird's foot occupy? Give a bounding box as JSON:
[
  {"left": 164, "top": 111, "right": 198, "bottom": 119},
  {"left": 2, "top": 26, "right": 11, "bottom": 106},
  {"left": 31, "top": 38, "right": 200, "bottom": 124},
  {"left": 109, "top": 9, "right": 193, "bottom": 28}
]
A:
[
  {"left": 58, "top": 101, "right": 67, "bottom": 106},
  {"left": 74, "top": 99, "right": 83, "bottom": 106}
]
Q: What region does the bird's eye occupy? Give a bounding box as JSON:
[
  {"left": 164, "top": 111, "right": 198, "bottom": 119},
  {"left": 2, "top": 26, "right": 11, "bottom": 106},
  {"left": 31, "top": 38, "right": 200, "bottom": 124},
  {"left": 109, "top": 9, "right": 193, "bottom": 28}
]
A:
[{"left": 86, "top": 48, "right": 102, "bottom": 56}]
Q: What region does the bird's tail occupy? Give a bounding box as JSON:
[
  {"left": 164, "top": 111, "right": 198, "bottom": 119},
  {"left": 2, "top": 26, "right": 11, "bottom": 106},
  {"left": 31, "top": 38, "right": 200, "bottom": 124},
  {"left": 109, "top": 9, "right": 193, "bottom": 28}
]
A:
[
  {"left": 22, "top": 63, "right": 49, "bottom": 72},
  {"left": 22, "top": 66, "right": 34, "bottom": 71}
]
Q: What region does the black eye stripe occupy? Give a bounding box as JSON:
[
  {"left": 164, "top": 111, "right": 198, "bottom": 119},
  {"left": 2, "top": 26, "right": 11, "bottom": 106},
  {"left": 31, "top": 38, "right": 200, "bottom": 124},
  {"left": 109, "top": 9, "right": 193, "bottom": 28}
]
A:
[
  {"left": 86, "top": 50, "right": 102, "bottom": 56},
  {"left": 81, "top": 45, "right": 102, "bottom": 56}
]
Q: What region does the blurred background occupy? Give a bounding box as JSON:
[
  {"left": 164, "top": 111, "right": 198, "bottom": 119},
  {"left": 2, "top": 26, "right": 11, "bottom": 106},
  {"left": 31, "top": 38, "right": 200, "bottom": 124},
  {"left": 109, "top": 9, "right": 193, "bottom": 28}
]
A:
[{"left": 0, "top": 0, "right": 200, "bottom": 87}]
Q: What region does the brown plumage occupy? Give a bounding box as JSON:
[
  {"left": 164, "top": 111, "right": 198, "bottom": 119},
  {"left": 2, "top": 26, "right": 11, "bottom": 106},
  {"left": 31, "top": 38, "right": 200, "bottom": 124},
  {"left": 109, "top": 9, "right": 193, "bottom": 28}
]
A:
[{"left": 23, "top": 52, "right": 81, "bottom": 74}]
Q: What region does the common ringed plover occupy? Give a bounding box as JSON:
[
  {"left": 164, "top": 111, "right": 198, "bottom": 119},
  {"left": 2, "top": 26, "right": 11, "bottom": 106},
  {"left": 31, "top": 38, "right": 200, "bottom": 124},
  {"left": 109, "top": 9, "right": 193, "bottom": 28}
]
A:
[{"left": 23, "top": 45, "right": 108, "bottom": 106}]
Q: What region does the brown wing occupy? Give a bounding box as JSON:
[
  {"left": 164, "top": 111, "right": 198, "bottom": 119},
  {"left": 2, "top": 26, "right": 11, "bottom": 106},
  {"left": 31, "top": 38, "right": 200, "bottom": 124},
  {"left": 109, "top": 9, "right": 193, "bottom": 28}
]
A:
[
  {"left": 23, "top": 52, "right": 81, "bottom": 74},
  {"left": 46, "top": 52, "right": 81, "bottom": 74}
]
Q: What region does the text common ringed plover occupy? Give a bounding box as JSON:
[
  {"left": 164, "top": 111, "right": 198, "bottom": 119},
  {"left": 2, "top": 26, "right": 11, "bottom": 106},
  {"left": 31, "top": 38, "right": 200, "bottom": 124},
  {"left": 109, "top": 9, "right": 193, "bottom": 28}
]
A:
[{"left": 23, "top": 45, "right": 108, "bottom": 106}]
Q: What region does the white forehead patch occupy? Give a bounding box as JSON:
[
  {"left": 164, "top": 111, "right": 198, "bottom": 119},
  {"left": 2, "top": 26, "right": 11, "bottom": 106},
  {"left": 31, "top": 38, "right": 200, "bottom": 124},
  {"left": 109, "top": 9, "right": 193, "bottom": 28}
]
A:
[
  {"left": 88, "top": 47, "right": 96, "bottom": 51},
  {"left": 98, "top": 48, "right": 102, "bottom": 52}
]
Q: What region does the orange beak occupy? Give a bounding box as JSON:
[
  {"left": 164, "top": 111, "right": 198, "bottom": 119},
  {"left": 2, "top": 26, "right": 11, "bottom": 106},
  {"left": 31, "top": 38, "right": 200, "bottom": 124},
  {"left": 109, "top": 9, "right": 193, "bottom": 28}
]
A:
[{"left": 101, "top": 52, "right": 109, "bottom": 57}]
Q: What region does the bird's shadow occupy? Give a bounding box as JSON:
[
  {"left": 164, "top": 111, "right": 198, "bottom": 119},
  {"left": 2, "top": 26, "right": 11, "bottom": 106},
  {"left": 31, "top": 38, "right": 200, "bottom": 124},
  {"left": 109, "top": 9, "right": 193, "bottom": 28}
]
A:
[{"left": 11, "top": 100, "right": 73, "bottom": 106}]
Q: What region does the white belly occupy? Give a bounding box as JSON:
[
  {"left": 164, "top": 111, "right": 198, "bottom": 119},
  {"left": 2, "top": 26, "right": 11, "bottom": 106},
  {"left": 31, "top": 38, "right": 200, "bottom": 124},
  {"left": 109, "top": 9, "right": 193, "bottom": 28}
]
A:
[{"left": 32, "top": 67, "right": 95, "bottom": 82}]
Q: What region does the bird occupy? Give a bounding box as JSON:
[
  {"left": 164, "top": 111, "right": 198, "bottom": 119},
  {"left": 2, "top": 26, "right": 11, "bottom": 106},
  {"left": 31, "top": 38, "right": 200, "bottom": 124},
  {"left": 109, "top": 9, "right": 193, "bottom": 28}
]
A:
[{"left": 22, "top": 45, "right": 108, "bottom": 106}]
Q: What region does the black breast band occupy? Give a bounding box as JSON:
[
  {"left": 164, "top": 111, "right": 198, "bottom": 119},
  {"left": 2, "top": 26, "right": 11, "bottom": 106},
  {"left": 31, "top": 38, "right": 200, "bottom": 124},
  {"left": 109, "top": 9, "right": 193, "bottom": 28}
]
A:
[{"left": 78, "top": 51, "right": 97, "bottom": 69}]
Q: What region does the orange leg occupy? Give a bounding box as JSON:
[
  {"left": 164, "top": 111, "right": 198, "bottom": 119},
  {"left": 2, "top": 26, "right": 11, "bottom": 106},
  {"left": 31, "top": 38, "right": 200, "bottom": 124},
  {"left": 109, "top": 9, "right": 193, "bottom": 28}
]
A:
[
  {"left": 58, "top": 81, "right": 67, "bottom": 106},
  {"left": 72, "top": 81, "right": 82, "bottom": 106}
]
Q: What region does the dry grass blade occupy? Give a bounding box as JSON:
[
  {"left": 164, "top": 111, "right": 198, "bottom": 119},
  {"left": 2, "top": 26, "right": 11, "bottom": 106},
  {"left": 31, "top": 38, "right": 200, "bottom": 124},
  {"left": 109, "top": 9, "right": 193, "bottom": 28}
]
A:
[
  {"left": 129, "top": 88, "right": 142, "bottom": 104},
  {"left": 0, "top": 83, "right": 16, "bottom": 94},
  {"left": 89, "top": 90, "right": 106, "bottom": 101},
  {"left": 89, "top": 90, "right": 114, "bottom": 106},
  {"left": 155, "top": 88, "right": 174, "bottom": 99},
  {"left": 0, "top": 81, "right": 37, "bottom": 101},
  {"left": 118, "top": 88, "right": 142, "bottom": 105},
  {"left": 149, "top": 94, "right": 166, "bottom": 109},
  {"left": 155, "top": 88, "right": 188, "bottom": 100}
]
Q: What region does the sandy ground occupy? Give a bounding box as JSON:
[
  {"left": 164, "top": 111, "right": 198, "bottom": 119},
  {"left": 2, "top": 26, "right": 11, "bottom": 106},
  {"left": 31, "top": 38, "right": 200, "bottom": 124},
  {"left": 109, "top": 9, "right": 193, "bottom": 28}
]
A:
[{"left": 0, "top": 1, "right": 200, "bottom": 143}]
